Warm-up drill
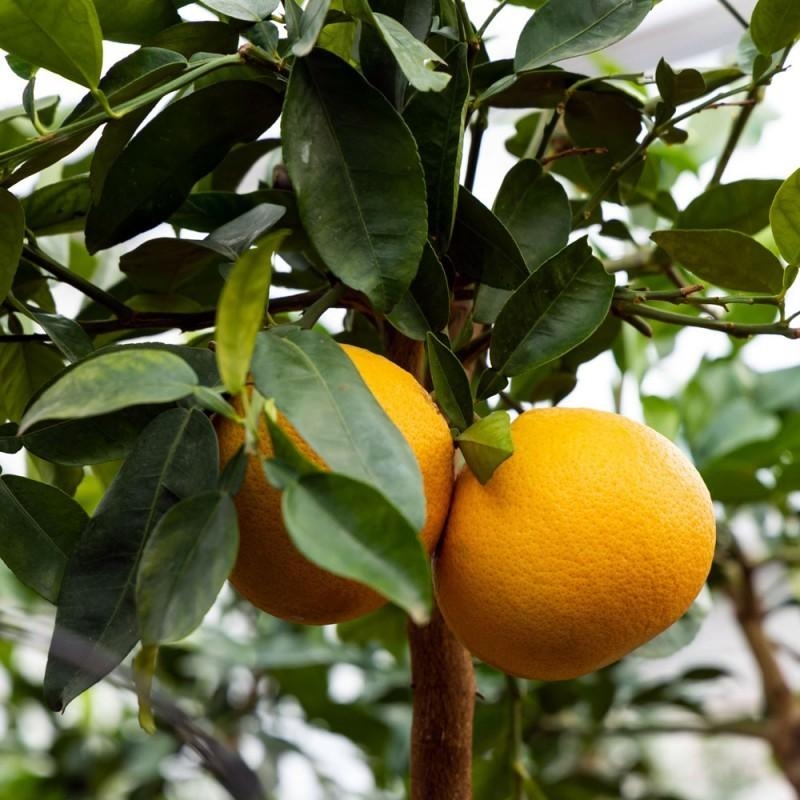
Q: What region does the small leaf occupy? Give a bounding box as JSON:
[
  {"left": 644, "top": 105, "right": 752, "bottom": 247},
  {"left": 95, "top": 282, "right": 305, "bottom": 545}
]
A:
[
  {"left": 456, "top": 411, "right": 514, "bottom": 485},
  {"left": 288, "top": 0, "right": 331, "bottom": 55},
  {"left": 44, "top": 408, "right": 218, "bottom": 711},
  {"left": 515, "top": 0, "right": 654, "bottom": 72},
  {"left": 0, "top": 423, "right": 21, "bottom": 454},
  {"left": 0, "top": 0, "right": 103, "bottom": 88},
  {"left": 493, "top": 159, "right": 571, "bottom": 271},
  {"left": 19, "top": 350, "right": 199, "bottom": 433},
  {"left": 678, "top": 179, "right": 782, "bottom": 234},
  {"left": 282, "top": 473, "right": 432, "bottom": 624},
  {"left": 651, "top": 229, "right": 784, "bottom": 294},
  {"left": 491, "top": 238, "right": 614, "bottom": 376},
  {"left": 0, "top": 475, "right": 87, "bottom": 602},
  {"left": 216, "top": 236, "right": 284, "bottom": 394},
  {"left": 282, "top": 49, "right": 427, "bottom": 312},
  {"left": 251, "top": 329, "right": 426, "bottom": 531},
  {"left": 634, "top": 590, "right": 711, "bottom": 658},
  {"left": 263, "top": 403, "right": 322, "bottom": 481},
  {"left": 16, "top": 304, "right": 94, "bottom": 363},
  {"left": 137, "top": 491, "right": 239, "bottom": 644},
  {"left": 426, "top": 333, "right": 472, "bottom": 433},
  {"left": 0, "top": 188, "right": 24, "bottom": 304},
  {"left": 132, "top": 645, "right": 158, "bottom": 734},
  {"left": 751, "top": 0, "right": 800, "bottom": 54},
  {"left": 770, "top": 167, "right": 800, "bottom": 265}
]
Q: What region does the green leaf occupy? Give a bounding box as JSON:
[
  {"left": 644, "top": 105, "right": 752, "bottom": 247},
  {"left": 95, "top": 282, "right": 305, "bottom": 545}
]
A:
[
  {"left": 200, "top": 0, "right": 278, "bottom": 22},
  {"left": 288, "top": 0, "right": 331, "bottom": 55},
  {"left": 491, "top": 238, "right": 614, "bottom": 376},
  {"left": 0, "top": 0, "right": 103, "bottom": 88},
  {"left": 132, "top": 644, "right": 157, "bottom": 734},
  {"left": 678, "top": 179, "right": 782, "bottom": 234},
  {"left": 22, "top": 176, "right": 92, "bottom": 236},
  {"left": 751, "top": 0, "right": 800, "bottom": 54},
  {"left": 282, "top": 49, "right": 428, "bottom": 312},
  {"left": 0, "top": 188, "right": 24, "bottom": 304},
  {"left": 651, "top": 229, "right": 784, "bottom": 294},
  {"left": 15, "top": 304, "right": 94, "bottom": 363},
  {"left": 85, "top": 81, "right": 282, "bottom": 252},
  {"left": 387, "top": 242, "right": 451, "bottom": 340},
  {"left": 403, "top": 43, "right": 469, "bottom": 248},
  {"left": 515, "top": 0, "right": 654, "bottom": 72},
  {"left": 0, "top": 475, "right": 87, "bottom": 602},
  {"left": 19, "top": 350, "right": 199, "bottom": 433},
  {"left": 0, "top": 422, "right": 21, "bottom": 453},
  {"left": 137, "top": 491, "right": 238, "bottom": 645},
  {"left": 282, "top": 473, "right": 431, "bottom": 624},
  {"left": 449, "top": 187, "right": 530, "bottom": 290},
  {"left": 0, "top": 342, "right": 64, "bottom": 423},
  {"left": 456, "top": 411, "right": 514, "bottom": 485},
  {"left": 251, "top": 329, "right": 426, "bottom": 531},
  {"left": 634, "top": 590, "right": 711, "bottom": 659},
  {"left": 216, "top": 236, "right": 283, "bottom": 394},
  {"left": 93, "top": 0, "right": 180, "bottom": 43},
  {"left": 493, "top": 159, "right": 571, "bottom": 271},
  {"left": 426, "top": 333, "right": 472, "bottom": 433},
  {"left": 148, "top": 20, "right": 240, "bottom": 57},
  {"left": 44, "top": 408, "right": 218, "bottom": 711},
  {"left": 770, "top": 167, "right": 800, "bottom": 265}
]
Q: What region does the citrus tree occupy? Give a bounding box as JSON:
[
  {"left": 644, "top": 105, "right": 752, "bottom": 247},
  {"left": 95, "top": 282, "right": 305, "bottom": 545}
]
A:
[{"left": 1, "top": 0, "right": 800, "bottom": 797}]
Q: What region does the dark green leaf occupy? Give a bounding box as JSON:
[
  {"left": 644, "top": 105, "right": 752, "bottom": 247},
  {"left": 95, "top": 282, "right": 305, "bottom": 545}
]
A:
[
  {"left": 201, "top": 0, "right": 278, "bottom": 22},
  {"left": 282, "top": 49, "right": 427, "bottom": 312},
  {"left": 148, "top": 21, "right": 240, "bottom": 57},
  {"left": 137, "top": 491, "right": 238, "bottom": 644},
  {"left": 751, "top": 0, "right": 800, "bottom": 54},
  {"left": 0, "top": 422, "right": 21, "bottom": 453},
  {"left": 651, "top": 229, "right": 784, "bottom": 293},
  {"left": 262, "top": 403, "right": 323, "bottom": 485},
  {"left": 288, "top": 0, "right": 331, "bottom": 55},
  {"left": 493, "top": 159, "right": 570, "bottom": 271},
  {"left": 93, "top": 0, "right": 180, "bottom": 43},
  {"left": 0, "top": 342, "right": 64, "bottom": 423},
  {"left": 85, "top": 81, "right": 282, "bottom": 252},
  {"left": 426, "top": 333, "right": 472, "bottom": 433},
  {"left": 448, "top": 187, "right": 529, "bottom": 290},
  {"left": 219, "top": 444, "right": 248, "bottom": 494},
  {"left": 0, "top": 0, "right": 103, "bottom": 88},
  {"left": 0, "top": 475, "right": 87, "bottom": 602},
  {"left": 282, "top": 473, "right": 432, "bottom": 623},
  {"left": 19, "top": 350, "right": 199, "bottom": 433},
  {"left": 22, "top": 176, "right": 91, "bottom": 236},
  {"left": 515, "top": 0, "right": 653, "bottom": 72},
  {"left": 403, "top": 43, "right": 469, "bottom": 248},
  {"left": 491, "top": 238, "right": 614, "bottom": 376},
  {"left": 44, "top": 408, "right": 218, "bottom": 711},
  {"left": 655, "top": 58, "right": 706, "bottom": 107},
  {"left": 456, "top": 411, "right": 513, "bottom": 485},
  {"left": 475, "top": 63, "right": 585, "bottom": 108},
  {"left": 678, "top": 179, "right": 782, "bottom": 234},
  {"left": 0, "top": 188, "right": 24, "bottom": 303},
  {"left": 771, "top": 167, "right": 800, "bottom": 264},
  {"left": 387, "top": 242, "right": 451, "bottom": 340},
  {"left": 251, "top": 329, "right": 426, "bottom": 531},
  {"left": 16, "top": 304, "right": 93, "bottom": 363}
]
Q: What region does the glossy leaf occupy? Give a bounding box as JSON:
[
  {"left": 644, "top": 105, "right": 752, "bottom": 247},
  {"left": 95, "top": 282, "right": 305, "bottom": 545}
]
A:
[
  {"left": 44, "top": 408, "right": 218, "bottom": 711},
  {"left": 0, "top": 475, "right": 87, "bottom": 602},
  {"left": 0, "top": 0, "right": 103, "bottom": 88},
  {"left": 426, "top": 333, "right": 472, "bottom": 433},
  {"left": 282, "top": 49, "right": 427, "bottom": 312},
  {"left": 449, "top": 187, "right": 529, "bottom": 290},
  {"left": 678, "top": 179, "right": 782, "bottom": 234},
  {"left": 216, "top": 237, "right": 282, "bottom": 394},
  {"left": 0, "top": 188, "right": 24, "bottom": 303},
  {"left": 456, "top": 411, "right": 514, "bottom": 485},
  {"left": 403, "top": 43, "right": 469, "bottom": 248},
  {"left": 770, "top": 167, "right": 800, "bottom": 264},
  {"left": 515, "top": 0, "right": 654, "bottom": 72},
  {"left": 493, "top": 159, "right": 571, "bottom": 271},
  {"left": 387, "top": 243, "right": 451, "bottom": 340},
  {"left": 137, "top": 491, "right": 238, "bottom": 645},
  {"left": 282, "top": 473, "right": 432, "bottom": 623},
  {"left": 491, "top": 238, "right": 614, "bottom": 376},
  {"left": 93, "top": 0, "right": 180, "bottom": 43},
  {"left": 651, "top": 229, "right": 784, "bottom": 294},
  {"left": 85, "top": 81, "right": 282, "bottom": 252},
  {"left": 201, "top": 0, "right": 278, "bottom": 21},
  {"left": 16, "top": 304, "right": 93, "bottom": 363},
  {"left": 251, "top": 329, "right": 425, "bottom": 531},
  {"left": 19, "top": 350, "right": 199, "bottom": 433},
  {"left": 751, "top": 0, "right": 800, "bottom": 55},
  {"left": 288, "top": 0, "right": 331, "bottom": 55}
]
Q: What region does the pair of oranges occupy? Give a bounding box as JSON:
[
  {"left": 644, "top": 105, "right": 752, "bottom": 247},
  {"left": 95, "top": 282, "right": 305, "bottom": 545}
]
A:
[{"left": 216, "top": 344, "right": 716, "bottom": 681}]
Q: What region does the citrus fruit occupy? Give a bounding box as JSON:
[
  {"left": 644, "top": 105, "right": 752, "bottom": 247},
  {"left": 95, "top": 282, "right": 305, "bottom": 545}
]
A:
[
  {"left": 217, "top": 343, "right": 454, "bottom": 625},
  {"left": 434, "top": 408, "right": 716, "bottom": 681}
]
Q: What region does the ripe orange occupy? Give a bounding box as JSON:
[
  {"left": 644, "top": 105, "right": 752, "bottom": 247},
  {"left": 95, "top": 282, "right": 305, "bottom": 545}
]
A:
[
  {"left": 434, "top": 408, "right": 716, "bottom": 681},
  {"left": 217, "top": 343, "right": 454, "bottom": 625}
]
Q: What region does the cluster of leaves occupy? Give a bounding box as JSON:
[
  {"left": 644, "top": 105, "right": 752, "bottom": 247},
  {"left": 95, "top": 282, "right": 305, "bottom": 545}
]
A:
[{"left": 0, "top": 0, "right": 800, "bottom": 796}]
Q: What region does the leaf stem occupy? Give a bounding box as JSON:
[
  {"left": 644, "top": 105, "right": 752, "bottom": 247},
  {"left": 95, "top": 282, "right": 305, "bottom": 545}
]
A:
[
  {"left": 299, "top": 282, "right": 347, "bottom": 329},
  {"left": 534, "top": 109, "right": 561, "bottom": 162},
  {"left": 717, "top": 0, "right": 749, "bottom": 28},
  {"left": 476, "top": 0, "right": 512, "bottom": 39},
  {"left": 618, "top": 286, "right": 783, "bottom": 307},
  {"left": 464, "top": 106, "right": 488, "bottom": 193}
]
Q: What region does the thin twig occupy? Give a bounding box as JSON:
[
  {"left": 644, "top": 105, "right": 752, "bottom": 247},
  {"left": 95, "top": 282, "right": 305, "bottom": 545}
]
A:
[
  {"left": 464, "top": 107, "right": 488, "bottom": 194},
  {"left": 717, "top": 0, "right": 748, "bottom": 28}
]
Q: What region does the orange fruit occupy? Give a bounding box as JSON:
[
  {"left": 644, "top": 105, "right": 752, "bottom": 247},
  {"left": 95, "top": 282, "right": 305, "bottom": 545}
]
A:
[
  {"left": 217, "top": 343, "right": 454, "bottom": 625},
  {"left": 434, "top": 408, "right": 716, "bottom": 681}
]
